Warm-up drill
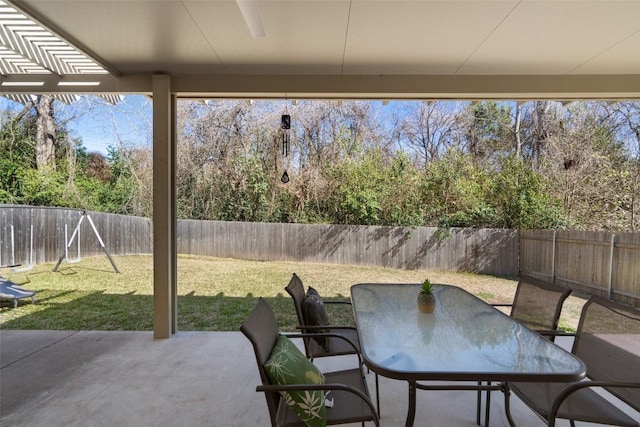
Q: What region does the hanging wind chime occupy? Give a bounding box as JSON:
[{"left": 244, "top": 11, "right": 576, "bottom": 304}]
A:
[{"left": 281, "top": 114, "right": 290, "bottom": 183}]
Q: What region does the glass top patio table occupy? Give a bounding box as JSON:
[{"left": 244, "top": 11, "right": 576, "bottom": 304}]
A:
[{"left": 350, "top": 283, "right": 586, "bottom": 426}]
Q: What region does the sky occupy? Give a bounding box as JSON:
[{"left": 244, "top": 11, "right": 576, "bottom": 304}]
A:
[
  {"left": 62, "top": 95, "right": 153, "bottom": 155},
  {"left": 4, "top": 96, "right": 635, "bottom": 159},
  {"left": 2, "top": 95, "right": 411, "bottom": 156},
  {"left": 0, "top": 94, "right": 153, "bottom": 155}
]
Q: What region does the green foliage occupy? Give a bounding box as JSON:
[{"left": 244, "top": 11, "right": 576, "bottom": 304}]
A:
[
  {"left": 0, "top": 111, "right": 36, "bottom": 203},
  {"left": 381, "top": 152, "right": 424, "bottom": 226},
  {"left": 326, "top": 148, "right": 385, "bottom": 225},
  {"left": 420, "top": 150, "right": 492, "bottom": 227},
  {"left": 95, "top": 146, "right": 140, "bottom": 215},
  {"left": 0, "top": 104, "right": 142, "bottom": 214},
  {"left": 3, "top": 98, "right": 638, "bottom": 231},
  {"left": 0, "top": 158, "right": 23, "bottom": 203},
  {"left": 18, "top": 168, "right": 66, "bottom": 206},
  {"left": 438, "top": 203, "right": 501, "bottom": 229},
  {"left": 465, "top": 101, "right": 513, "bottom": 160},
  {"left": 488, "top": 156, "right": 566, "bottom": 229}
]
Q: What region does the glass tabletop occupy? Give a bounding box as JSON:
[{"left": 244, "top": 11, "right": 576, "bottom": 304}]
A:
[{"left": 350, "top": 283, "right": 586, "bottom": 382}]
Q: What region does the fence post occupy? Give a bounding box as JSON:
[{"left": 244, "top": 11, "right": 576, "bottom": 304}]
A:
[
  {"left": 608, "top": 233, "right": 616, "bottom": 300},
  {"left": 552, "top": 230, "right": 557, "bottom": 286}
]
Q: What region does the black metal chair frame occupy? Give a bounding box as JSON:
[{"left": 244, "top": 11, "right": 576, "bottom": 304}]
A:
[
  {"left": 479, "top": 278, "right": 572, "bottom": 426},
  {"left": 492, "top": 277, "right": 572, "bottom": 336},
  {"left": 506, "top": 296, "right": 640, "bottom": 427},
  {"left": 285, "top": 273, "right": 381, "bottom": 416},
  {"left": 285, "top": 273, "right": 358, "bottom": 358},
  {"left": 240, "top": 297, "right": 379, "bottom": 427}
]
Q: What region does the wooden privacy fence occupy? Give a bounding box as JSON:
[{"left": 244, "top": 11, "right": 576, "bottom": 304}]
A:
[
  {"left": 2, "top": 206, "right": 639, "bottom": 305},
  {"left": 1, "top": 206, "right": 518, "bottom": 275},
  {"left": 176, "top": 220, "right": 519, "bottom": 275},
  {"left": 0, "top": 205, "right": 152, "bottom": 268},
  {"left": 520, "top": 230, "right": 640, "bottom": 306}
]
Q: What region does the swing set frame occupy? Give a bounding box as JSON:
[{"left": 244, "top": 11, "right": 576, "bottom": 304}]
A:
[{"left": 52, "top": 211, "right": 120, "bottom": 273}]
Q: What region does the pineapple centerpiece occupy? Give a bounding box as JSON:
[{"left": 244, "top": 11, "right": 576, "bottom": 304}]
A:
[{"left": 417, "top": 279, "right": 436, "bottom": 313}]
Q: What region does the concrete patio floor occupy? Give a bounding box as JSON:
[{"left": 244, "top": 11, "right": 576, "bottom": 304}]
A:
[{"left": 0, "top": 330, "right": 607, "bottom": 426}]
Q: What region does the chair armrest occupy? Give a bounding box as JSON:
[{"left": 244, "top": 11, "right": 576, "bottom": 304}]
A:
[
  {"left": 257, "top": 382, "right": 379, "bottom": 426},
  {"left": 536, "top": 329, "right": 576, "bottom": 338},
  {"left": 324, "top": 300, "right": 352, "bottom": 306},
  {"left": 548, "top": 381, "right": 640, "bottom": 427},
  {"left": 295, "top": 325, "right": 357, "bottom": 331}
]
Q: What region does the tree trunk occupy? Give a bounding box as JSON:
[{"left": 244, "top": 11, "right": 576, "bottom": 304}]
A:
[{"left": 35, "top": 95, "right": 56, "bottom": 171}]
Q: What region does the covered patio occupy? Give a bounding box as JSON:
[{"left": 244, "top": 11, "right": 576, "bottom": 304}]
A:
[
  {"left": 1, "top": 1, "right": 639, "bottom": 425},
  {"left": 1, "top": 330, "right": 582, "bottom": 426}
]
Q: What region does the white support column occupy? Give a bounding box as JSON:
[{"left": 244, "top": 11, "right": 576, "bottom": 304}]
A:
[
  {"left": 170, "top": 93, "right": 178, "bottom": 334},
  {"left": 152, "top": 74, "right": 177, "bottom": 338}
]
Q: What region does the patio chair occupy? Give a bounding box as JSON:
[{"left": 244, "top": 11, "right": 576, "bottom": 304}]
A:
[
  {"left": 0, "top": 277, "right": 35, "bottom": 308},
  {"left": 507, "top": 296, "right": 640, "bottom": 427},
  {"left": 493, "top": 278, "right": 572, "bottom": 337},
  {"left": 285, "top": 273, "right": 381, "bottom": 415},
  {"left": 480, "top": 278, "right": 572, "bottom": 425},
  {"left": 285, "top": 273, "right": 360, "bottom": 360},
  {"left": 240, "top": 297, "right": 379, "bottom": 427}
]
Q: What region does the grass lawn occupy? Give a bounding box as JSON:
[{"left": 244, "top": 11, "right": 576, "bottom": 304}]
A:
[{"left": 0, "top": 254, "right": 585, "bottom": 332}]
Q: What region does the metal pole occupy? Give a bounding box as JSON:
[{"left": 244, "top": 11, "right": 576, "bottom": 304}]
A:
[
  {"left": 76, "top": 220, "right": 81, "bottom": 261},
  {"left": 53, "top": 213, "right": 84, "bottom": 271},
  {"left": 86, "top": 213, "right": 120, "bottom": 273},
  {"left": 13, "top": 224, "right": 34, "bottom": 272},
  {"left": 10, "top": 225, "right": 15, "bottom": 267},
  {"left": 29, "top": 224, "right": 33, "bottom": 266},
  {"left": 67, "top": 216, "right": 83, "bottom": 263}
]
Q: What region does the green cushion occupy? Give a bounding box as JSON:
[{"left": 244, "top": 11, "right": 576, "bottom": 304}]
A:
[{"left": 264, "top": 334, "right": 327, "bottom": 427}]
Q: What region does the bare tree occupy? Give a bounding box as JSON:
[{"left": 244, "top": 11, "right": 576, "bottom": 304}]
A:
[
  {"left": 539, "top": 103, "right": 629, "bottom": 230},
  {"left": 604, "top": 101, "right": 640, "bottom": 157},
  {"left": 602, "top": 101, "right": 640, "bottom": 230},
  {"left": 520, "top": 101, "right": 565, "bottom": 168},
  {"left": 514, "top": 102, "right": 523, "bottom": 158},
  {"left": 397, "top": 101, "right": 460, "bottom": 165}
]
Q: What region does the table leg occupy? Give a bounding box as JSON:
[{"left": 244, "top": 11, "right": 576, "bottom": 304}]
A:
[
  {"left": 502, "top": 383, "right": 516, "bottom": 427},
  {"left": 406, "top": 380, "right": 416, "bottom": 427},
  {"left": 485, "top": 382, "right": 491, "bottom": 426},
  {"left": 476, "top": 382, "right": 482, "bottom": 425},
  {"left": 477, "top": 381, "right": 491, "bottom": 427}
]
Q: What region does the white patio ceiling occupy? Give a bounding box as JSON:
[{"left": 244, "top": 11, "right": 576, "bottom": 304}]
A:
[{"left": 1, "top": 0, "right": 639, "bottom": 100}]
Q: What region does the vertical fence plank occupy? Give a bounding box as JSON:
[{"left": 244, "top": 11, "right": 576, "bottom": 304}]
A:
[{"left": 614, "top": 232, "right": 640, "bottom": 306}]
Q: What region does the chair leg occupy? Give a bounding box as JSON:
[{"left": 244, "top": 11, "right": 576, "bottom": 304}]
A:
[
  {"left": 485, "top": 383, "right": 491, "bottom": 426},
  {"left": 502, "top": 383, "right": 516, "bottom": 427},
  {"left": 477, "top": 381, "right": 491, "bottom": 426},
  {"left": 375, "top": 373, "right": 380, "bottom": 418},
  {"left": 477, "top": 382, "right": 482, "bottom": 425}
]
